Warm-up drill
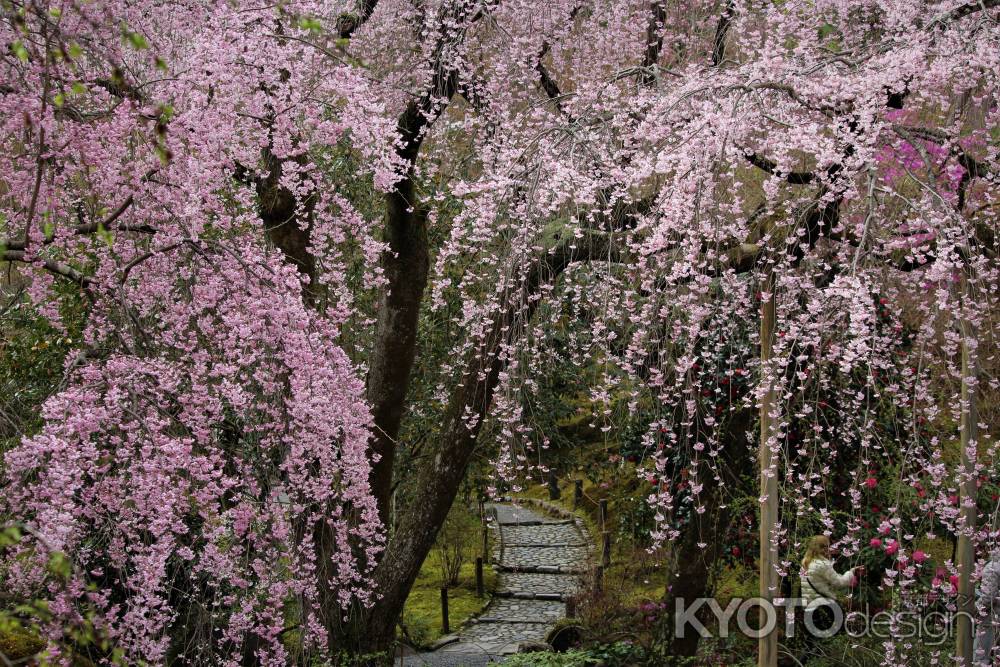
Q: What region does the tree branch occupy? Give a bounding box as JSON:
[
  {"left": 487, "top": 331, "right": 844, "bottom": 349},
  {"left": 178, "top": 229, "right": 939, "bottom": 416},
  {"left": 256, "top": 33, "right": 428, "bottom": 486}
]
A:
[
  {"left": 743, "top": 151, "right": 817, "bottom": 184},
  {"left": 337, "top": 0, "right": 379, "bottom": 39},
  {"left": 640, "top": 1, "right": 667, "bottom": 84},
  {"left": 2, "top": 250, "right": 92, "bottom": 286},
  {"left": 712, "top": 0, "right": 734, "bottom": 66}
]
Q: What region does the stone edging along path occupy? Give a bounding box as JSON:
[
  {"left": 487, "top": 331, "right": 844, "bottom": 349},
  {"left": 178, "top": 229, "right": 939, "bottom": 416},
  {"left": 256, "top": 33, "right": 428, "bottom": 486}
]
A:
[{"left": 406, "top": 498, "right": 594, "bottom": 665}]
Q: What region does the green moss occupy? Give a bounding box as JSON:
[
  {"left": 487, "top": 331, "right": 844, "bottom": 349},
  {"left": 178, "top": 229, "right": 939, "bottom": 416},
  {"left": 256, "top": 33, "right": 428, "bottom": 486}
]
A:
[
  {"left": 399, "top": 549, "right": 497, "bottom": 649},
  {"left": 0, "top": 624, "right": 44, "bottom": 662}
]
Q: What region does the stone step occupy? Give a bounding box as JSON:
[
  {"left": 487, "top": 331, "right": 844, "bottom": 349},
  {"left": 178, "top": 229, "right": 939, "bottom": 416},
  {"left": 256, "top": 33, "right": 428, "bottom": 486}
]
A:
[
  {"left": 472, "top": 598, "right": 565, "bottom": 624},
  {"left": 501, "top": 542, "right": 588, "bottom": 548},
  {"left": 494, "top": 564, "right": 588, "bottom": 575},
  {"left": 494, "top": 518, "right": 575, "bottom": 526},
  {"left": 494, "top": 590, "right": 567, "bottom": 601}
]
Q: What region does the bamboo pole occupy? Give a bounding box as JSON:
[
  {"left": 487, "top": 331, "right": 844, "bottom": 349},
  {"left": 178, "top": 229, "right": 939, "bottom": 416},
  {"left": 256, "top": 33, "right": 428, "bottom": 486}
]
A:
[
  {"left": 955, "top": 299, "right": 978, "bottom": 666},
  {"left": 759, "top": 270, "right": 778, "bottom": 667}
]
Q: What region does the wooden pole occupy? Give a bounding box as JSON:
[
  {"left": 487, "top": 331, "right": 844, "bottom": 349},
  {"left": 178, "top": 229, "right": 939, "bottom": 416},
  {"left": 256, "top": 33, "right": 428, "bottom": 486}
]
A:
[
  {"left": 475, "top": 557, "right": 485, "bottom": 598},
  {"left": 548, "top": 470, "right": 561, "bottom": 500},
  {"left": 440, "top": 587, "right": 450, "bottom": 634},
  {"left": 758, "top": 269, "right": 778, "bottom": 667},
  {"left": 956, "top": 289, "right": 978, "bottom": 666},
  {"left": 594, "top": 565, "right": 604, "bottom": 593},
  {"left": 602, "top": 530, "right": 611, "bottom": 568},
  {"left": 573, "top": 480, "right": 583, "bottom": 509},
  {"left": 599, "top": 499, "right": 608, "bottom": 531},
  {"left": 482, "top": 526, "right": 489, "bottom": 561}
]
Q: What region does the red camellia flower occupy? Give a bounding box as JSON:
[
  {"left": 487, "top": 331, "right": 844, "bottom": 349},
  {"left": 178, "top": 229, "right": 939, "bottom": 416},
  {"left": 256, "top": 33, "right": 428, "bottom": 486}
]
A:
[
  {"left": 870, "top": 538, "right": 882, "bottom": 548},
  {"left": 864, "top": 477, "right": 878, "bottom": 489}
]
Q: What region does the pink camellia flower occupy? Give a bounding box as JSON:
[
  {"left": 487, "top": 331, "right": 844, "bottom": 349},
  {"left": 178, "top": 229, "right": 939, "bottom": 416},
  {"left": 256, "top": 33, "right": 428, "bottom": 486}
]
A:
[
  {"left": 931, "top": 577, "right": 943, "bottom": 588},
  {"left": 950, "top": 574, "right": 960, "bottom": 593},
  {"left": 870, "top": 538, "right": 883, "bottom": 548},
  {"left": 885, "top": 540, "right": 899, "bottom": 555},
  {"left": 864, "top": 477, "right": 878, "bottom": 489},
  {"left": 912, "top": 550, "right": 928, "bottom": 564}
]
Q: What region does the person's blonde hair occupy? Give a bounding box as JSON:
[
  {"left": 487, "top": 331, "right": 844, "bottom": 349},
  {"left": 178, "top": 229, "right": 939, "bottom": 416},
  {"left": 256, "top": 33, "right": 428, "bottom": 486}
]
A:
[{"left": 802, "top": 535, "right": 831, "bottom": 570}]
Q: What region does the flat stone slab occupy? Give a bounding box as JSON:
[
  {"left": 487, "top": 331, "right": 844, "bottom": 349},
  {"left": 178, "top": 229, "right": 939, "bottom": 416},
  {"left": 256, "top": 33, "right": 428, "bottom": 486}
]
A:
[
  {"left": 496, "top": 571, "right": 583, "bottom": 597},
  {"left": 491, "top": 504, "right": 566, "bottom": 525},
  {"left": 448, "top": 621, "right": 550, "bottom": 653},
  {"left": 399, "top": 652, "right": 500, "bottom": 666},
  {"left": 476, "top": 598, "right": 565, "bottom": 623},
  {"left": 502, "top": 545, "right": 591, "bottom": 569},
  {"left": 502, "top": 524, "right": 587, "bottom": 547}
]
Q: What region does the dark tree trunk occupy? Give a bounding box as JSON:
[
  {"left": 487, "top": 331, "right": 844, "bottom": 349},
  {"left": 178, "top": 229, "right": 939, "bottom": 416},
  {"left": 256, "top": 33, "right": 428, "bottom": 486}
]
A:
[
  {"left": 666, "top": 407, "right": 753, "bottom": 660},
  {"left": 256, "top": 151, "right": 318, "bottom": 306},
  {"left": 364, "top": 178, "right": 430, "bottom": 530}
]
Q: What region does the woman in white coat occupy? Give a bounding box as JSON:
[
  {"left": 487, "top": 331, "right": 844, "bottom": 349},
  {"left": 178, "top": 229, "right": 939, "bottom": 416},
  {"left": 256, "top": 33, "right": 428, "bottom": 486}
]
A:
[{"left": 800, "top": 535, "right": 861, "bottom": 634}]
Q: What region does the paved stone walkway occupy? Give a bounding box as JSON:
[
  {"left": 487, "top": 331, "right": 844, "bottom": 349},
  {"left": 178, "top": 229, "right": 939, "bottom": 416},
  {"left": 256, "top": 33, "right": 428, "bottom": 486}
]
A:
[{"left": 401, "top": 503, "right": 591, "bottom": 666}]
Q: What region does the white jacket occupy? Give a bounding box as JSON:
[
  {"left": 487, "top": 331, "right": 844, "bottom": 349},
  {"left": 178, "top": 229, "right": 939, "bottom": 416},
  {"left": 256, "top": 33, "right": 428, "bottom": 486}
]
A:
[{"left": 801, "top": 557, "right": 854, "bottom": 606}]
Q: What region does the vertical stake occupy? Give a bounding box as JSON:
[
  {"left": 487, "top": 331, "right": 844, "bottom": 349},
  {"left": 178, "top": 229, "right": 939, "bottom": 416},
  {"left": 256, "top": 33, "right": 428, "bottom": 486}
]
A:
[
  {"left": 440, "top": 587, "right": 450, "bottom": 634},
  {"left": 758, "top": 268, "right": 778, "bottom": 667},
  {"left": 956, "top": 277, "right": 978, "bottom": 667}
]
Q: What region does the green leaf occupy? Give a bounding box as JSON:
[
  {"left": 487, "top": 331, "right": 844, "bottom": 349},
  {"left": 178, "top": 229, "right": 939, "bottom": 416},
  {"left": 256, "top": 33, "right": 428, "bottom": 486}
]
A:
[
  {"left": 0, "top": 525, "right": 22, "bottom": 547},
  {"left": 12, "top": 41, "right": 29, "bottom": 62},
  {"left": 124, "top": 30, "right": 148, "bottom": 50},
  {"left": 299, "top": 17, "right": 323, "bottom": 33},
  {"left": 53, "top": 92, "right": 64, "bottom": 108},
  {"left": 71, "top": 82, "right": 86, "bottom": 96},
  {"left": 47, "top": 552, "right": 71, "bottom": 579},
  {"left": 97, "top": 223, "right": 114, "bottom": 246},
  {"left": 68, "top": 42, "right": 83, "bottom": 60}
]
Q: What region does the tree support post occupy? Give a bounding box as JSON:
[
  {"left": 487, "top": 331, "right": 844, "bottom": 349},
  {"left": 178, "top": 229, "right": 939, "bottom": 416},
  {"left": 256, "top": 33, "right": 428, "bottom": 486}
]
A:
[
  {"left": 440, "top": 587, "right": 450, "bottom": 634},
  {"left": 758, "top": 270, "right": 778, "bottom": 667},
  {"left": 956, "top": 294, "right": 979, "bottom": 666},
  {"left": 475, "top": 557, "right": 485, "bottom": 598},
  {"left": 548, "top": 470, "right": 561, "bottom": 500}
]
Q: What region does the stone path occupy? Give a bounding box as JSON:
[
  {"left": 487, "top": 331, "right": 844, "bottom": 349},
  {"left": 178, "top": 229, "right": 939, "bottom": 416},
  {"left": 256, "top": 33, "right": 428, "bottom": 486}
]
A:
[{"left": 401, "top": 503, "right": 591, "bottom": 666}]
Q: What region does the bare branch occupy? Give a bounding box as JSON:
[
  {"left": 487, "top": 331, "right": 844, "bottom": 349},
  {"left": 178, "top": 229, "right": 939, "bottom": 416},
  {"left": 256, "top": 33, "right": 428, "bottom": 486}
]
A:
[
  {"left": 712, "top": 0, "right": 734, "bottom": 66},
  {"left": 337, "top": 0, "right": 379, "bottom": 39},
  {"left": 640, "top": 1, "right": 667, "bottom": 84},
  {"left": 743, "top": 151, "right": 817, "bottom": 185},
  {"left": 2, "top": 250, "right": 92, "bottom": 286}
]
